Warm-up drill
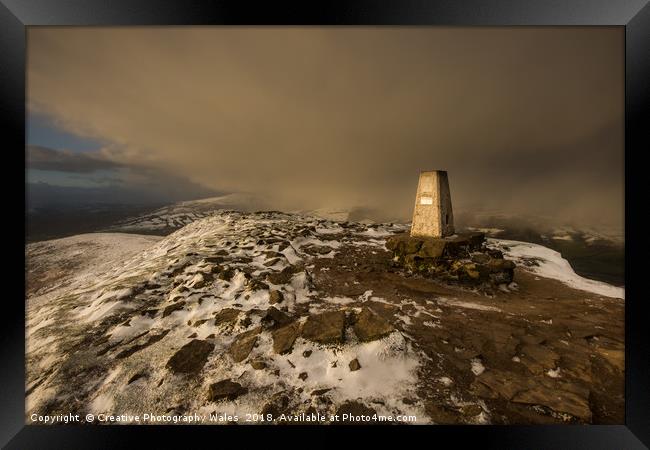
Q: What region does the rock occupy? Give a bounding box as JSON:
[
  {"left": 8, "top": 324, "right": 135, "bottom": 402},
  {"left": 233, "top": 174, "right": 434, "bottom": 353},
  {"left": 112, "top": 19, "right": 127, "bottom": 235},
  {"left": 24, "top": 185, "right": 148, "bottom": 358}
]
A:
[
  {"left": 462, "top": 263, "right": 481, "bottom": 280},
  {"left": 250, "top": 359, "right": 267, "bottom": 370},
  {"left": 166, "top": 339, "right": 215, "bottom": 375},
  {"left": 248, "top": 279, "right": 270, "bottom": 291},
  {"left": 206, "top": 254, "right": 227, "bottom": 263},
  {"left": 261, "top": 307, "right": 292, "bottom": 329},
  {"left": 213, "top": 308, "right": 241, "bottom": 326},
  {"left": 471, "top": 369, "right": 523, "bottom": 400},
  {"left": 217, "top": 267, "right": 235, "bottom": 281},
  {"left": 466, "top": 232, "right": 486, "bottom": 250},
  {"left": 207, "top": 380, "right": 248, "bottom": 402},
  {"left": 311, "top": 388, "right": 332, "bottom": 396},
  {"left": 269, "top": 290, "right": 284, "bottom": 304},
  {"left": 594, "top": 347, "right": 624, "bottom": 372},
  {"left": 229, "top": 328, "right": 261, "bottom": 362},
  {"left": 487, "top": 249, "right": 504, "bottom": 259},
  {"left": 348, "top": 358, "right": 361, "bottom": 371},
  {"left": 261, "top": 393, "right": 290, "bottom": 419},
  {"left": 189, "top": 273, "right": 207, "bottom": 289},
  {"left": 417, "top": 239, "right": 446, "bottom": 258},
  {"left": 336, "top": 401, "right": 377, "bottom": 423},
  {"left": 512, "top": 387, "right": 592, "bottom": 422},
  {"left": 385, "top": 234, "right": 408, "bottom": 252},
  {"left": 443, "top": 235, "right": 471, "bottom": 256},
  {"left": 302, "top": 311, "right": 346, "bottom": 344},
  {"left": 520, "top": 345, "right": 560, "bottom": 375},
  {"left": 266, "top": 265, "right": 300, "bottom": 285},
  {"left": 424, "top": 402, "right": 462, "bottom": 424},
  {"left": 354, "top": 308, "right": 394, "bottom": 342},
  {"left": 162, "top": 301, "right": 185, "bottom": 318},
  {"left": 306, "top": 245, "right": 333, "bottom": 255},
  {"left": 272, "top": 321, "right": 301, "bottom": 354},
  {"left": 488, "top": 258, "right": 516, "bottom": 272},
  {"left": 471, "top": 368, "right": 591, "bottom": 420},
  {"left": 471, "top": 253, "right": 491, "bottom": 264},
  {"left": 299, "top": 372, "right": 308, "bottom": 381},
  {"left": 405, "top": 238, "right": 424, "bottom": 254},
  {"left": 461, "top": 404, "right": 484, "bottom": 417}
]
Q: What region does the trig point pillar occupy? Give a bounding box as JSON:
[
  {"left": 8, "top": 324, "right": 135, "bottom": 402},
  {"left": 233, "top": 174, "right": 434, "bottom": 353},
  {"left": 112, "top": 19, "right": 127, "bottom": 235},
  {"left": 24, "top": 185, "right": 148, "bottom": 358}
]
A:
[{"left": 410, "top": 170, "right": 455, "bottom": 238}]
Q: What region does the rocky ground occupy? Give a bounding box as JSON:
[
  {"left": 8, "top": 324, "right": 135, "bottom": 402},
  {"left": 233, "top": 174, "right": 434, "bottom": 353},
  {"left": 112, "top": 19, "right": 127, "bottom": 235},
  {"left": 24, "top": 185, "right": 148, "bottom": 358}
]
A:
[{"left": 25, "top": 211, "right": 624, "bottom": 425}]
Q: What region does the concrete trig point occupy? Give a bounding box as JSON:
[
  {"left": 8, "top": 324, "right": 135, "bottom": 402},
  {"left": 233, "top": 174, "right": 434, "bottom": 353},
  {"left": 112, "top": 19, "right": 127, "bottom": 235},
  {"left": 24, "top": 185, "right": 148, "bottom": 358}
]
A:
[{"left": 410, "top": 170, "right": 454, "bottom": 238}]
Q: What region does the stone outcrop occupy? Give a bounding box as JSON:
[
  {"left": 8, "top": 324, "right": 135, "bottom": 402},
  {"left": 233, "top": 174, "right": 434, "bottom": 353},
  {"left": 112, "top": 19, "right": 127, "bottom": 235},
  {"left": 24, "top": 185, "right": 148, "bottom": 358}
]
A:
[
  {"left": 272, "top": 321, "right": 301, "bottom": 354},
  {"left": 302, "top": 311, "right": 346, "bottom": 344},
  {"left": 229, "top": 327, "right": 261, "bottom": 362},
  {"left": 386, "top": 232, "right": 515, "bottom": 287},
  {"left": 353, "top": 308, "right": 394, "bottom": 342},
  {"left": 166, "top": 339, "right": 214, "bottom": 374},
  {"left": 207, "top": 380, "right": 248, "bottom": 402}
]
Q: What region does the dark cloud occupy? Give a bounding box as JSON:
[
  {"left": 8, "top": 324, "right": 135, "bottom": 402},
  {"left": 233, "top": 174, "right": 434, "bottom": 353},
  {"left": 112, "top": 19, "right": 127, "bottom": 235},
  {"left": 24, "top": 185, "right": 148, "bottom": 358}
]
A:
[
  {"left": 27, "top": 27, "right": 624, "bottom": 230},
  {"left": 27, "top": 145, "right": 122, "bottom": 173},
  {"left": 27, "top": 146, "right": 220, "bottom": 204}
]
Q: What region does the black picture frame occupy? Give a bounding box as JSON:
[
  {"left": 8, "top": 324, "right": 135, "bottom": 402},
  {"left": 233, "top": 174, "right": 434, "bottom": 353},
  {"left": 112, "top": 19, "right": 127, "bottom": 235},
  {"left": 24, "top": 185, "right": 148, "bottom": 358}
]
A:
[{"left": 4, "top": 0, "right": 649, "bottom": 448}]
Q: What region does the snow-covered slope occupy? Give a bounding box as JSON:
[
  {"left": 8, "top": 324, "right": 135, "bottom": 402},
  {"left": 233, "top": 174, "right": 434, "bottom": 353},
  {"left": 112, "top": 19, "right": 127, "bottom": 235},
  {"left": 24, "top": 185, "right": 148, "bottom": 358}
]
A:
[
  {"left": 27, "top": 212, "right": 424, "bottom": 423},
  {"left": 105, "top": 193, "right": 267, "bottom": 233},
  {"left": 26, "top": 211, "right": 624, "bottom": 425},
  {"left": 489, "top": 239, "right": 624, "bottom": 299}
]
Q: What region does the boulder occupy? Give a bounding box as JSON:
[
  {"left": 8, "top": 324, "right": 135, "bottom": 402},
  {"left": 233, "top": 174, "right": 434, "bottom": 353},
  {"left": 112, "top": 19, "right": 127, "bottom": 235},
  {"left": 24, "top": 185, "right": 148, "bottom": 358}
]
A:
[
  {"left": 487, "top": 248, "right": 504, "bottom": 259},
  {"left": 166, "top": 339, "right": 214, "bottom": 374},
  {"left": 488, "top": 258, "right": 516, "bottom": 272},
  {"left": 213, "top": 308, "right": 241, "bottom": 326},
  {"left": 405, "top": 238, "right": 424, "bottom": 254},
  {"left": 162, "top": 301, "right": 185, "bottom": 318},
  {"left": 354, "top": 308, "right": 394, "bottom": 342},
  {"left": 250, "top": 359, "right": 267, "bottom": 370},
  {"left": 269, "top": 290, "right": 284, "bottom": 304},
  {"left": 417, "top": 239, "right": 446, "bottom": 258},
  {"left": 466, "top": 232, "right": 486, "bottom": 250},
  {"left": 266, "top": 265, "right": 300, "bottom": 285},
  {"left": 385, "top": 234, "right": 407, "bottom": 253},
  {"left": 207, "top": 380, "right": 248, "bottom": 402},
  {"left": 349, "top": 358, "right": 361, "bottom": 371},
  {"left": 511, "top": 387, "right": 592, "bottom": 422},
  {"left": 248, "top": 279, "right": 270, "bottom": 291},
  {"left": 229, "top": 327, "right": 261, "bottom": 363},
  {"left": 261, "top": 307, "right": 293, "bottom": 330},
  {"left": 519, "top": 345, "right": 560, "bottom": 375},
  {"left": 302, "top": 311, "right": 346, "bottom": 344},
  {"left": 217, "top": 267, "right": 235, "bottom": 281},
  {"left": 443, "top": 235, "right": 471, "bottom": 257},
  {"left": 471, "top": 253, "right": 491, "bottom": 265},
  {"left": 272, "top": 321, "right": 301, "bottom": 354}
]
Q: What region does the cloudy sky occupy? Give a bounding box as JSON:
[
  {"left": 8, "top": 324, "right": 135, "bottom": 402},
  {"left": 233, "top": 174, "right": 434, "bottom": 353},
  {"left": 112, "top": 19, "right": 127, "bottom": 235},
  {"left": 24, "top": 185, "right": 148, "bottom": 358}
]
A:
[{"left": 27, "top": 27, "right": 623, "bottom": 229}]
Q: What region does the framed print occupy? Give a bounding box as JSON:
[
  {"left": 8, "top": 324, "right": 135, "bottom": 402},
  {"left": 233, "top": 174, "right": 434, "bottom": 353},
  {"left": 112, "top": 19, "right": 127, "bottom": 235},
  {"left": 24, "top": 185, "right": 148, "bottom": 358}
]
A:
[{"left": 3, "top": 0, "right": 649, "bottom": 448}]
